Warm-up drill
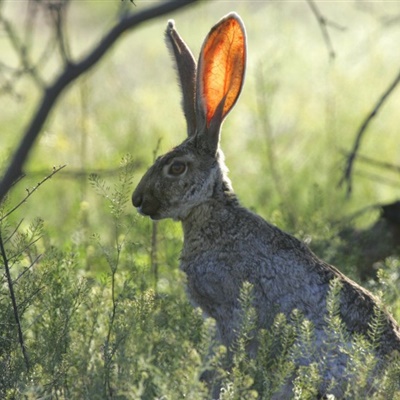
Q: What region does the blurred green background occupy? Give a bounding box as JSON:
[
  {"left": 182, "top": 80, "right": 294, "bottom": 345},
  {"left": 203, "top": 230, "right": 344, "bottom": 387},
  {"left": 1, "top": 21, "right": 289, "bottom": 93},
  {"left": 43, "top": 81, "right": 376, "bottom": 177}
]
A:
[{"left": 2, "top": 0, "right": 400, "bottom": 240}]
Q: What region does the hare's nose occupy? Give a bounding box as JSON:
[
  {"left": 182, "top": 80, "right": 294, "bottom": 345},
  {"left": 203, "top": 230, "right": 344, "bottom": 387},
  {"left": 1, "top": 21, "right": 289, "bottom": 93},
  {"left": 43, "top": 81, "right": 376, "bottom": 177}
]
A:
[
  {"left": 132, "top": 190, "right": 161, "bottom": 218},
  {"left": 132, "top": 191, "right": 142, "bottom": 208}
]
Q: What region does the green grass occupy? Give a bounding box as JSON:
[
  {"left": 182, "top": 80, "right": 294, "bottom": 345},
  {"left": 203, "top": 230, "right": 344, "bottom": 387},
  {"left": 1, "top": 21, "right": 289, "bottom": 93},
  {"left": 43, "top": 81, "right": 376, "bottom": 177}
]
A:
[{"left": 1, "top": 1, "right": 400, "bottom": 398}]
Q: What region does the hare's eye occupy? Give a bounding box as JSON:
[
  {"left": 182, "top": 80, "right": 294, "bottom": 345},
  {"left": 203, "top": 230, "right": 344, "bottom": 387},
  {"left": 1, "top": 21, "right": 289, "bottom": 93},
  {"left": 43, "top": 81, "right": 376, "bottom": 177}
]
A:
[{"left": 168, "top": 160, "right": 187, "bottom": 176}]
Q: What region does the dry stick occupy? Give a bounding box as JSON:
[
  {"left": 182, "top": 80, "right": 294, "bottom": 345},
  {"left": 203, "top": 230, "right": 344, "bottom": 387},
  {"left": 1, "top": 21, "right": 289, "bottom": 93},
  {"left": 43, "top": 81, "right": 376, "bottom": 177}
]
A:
[
  {"left": 340, "top": 150, "right": 400, "bottom": 174},
  {"left": 0, "top": 0, "right": 199, "bottom": 204},
  {"left": 352, "top": 153, "right": 400, "bottom": 174},
  {"left": 0, "top": 164, "right": 66, "bottom": 222},
  {"left": 49, "top": 0, "right": 72, "bottom": 64},
  {"left": 0, "top": 13, "right": 45, "bottom": 88},
  {"left": 339, "top": 68, "right": 400, "bottom": 196},
  {"left": 0, "top": 232, "right": 30, "bottom": 371},
  {"left": 306, "top": 0, "right": 346, "bottom": 61},
  {"left": 353, "top": 170, "right": 400, "bottom": 189},
  {"left": 3, "top": 219, "right": 24, "bottom": 245},
  {"left": 23, "top": 0, "right": 39, "bottom": 51},
  {"left": 26, "top": 162, "right": 142, "bottom": 180},
  {"left": 7, "top": 235, "right": 42, "bottom": 265},
  {"left": 15, "top": 254, "right": 42, "bottom": 283},
  {"left": 151, "top": 221, "right": 159, "bottom": 288},
  {"left": 150, "top": 139, "right": 162, "bottom": 288}
]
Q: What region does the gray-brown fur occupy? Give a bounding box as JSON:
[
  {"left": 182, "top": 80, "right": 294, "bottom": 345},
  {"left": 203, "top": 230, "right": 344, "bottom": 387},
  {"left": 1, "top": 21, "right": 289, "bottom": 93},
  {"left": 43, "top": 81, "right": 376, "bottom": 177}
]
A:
[{"left": 132, "top": 13, "right": 400, "bottom": 397}]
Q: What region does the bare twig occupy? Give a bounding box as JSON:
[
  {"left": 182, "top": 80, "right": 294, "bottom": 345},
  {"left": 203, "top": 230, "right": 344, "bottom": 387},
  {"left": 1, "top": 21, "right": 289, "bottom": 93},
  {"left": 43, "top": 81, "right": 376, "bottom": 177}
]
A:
[
  {"left": 151, "top": 220, "right": 158, "bottom": 288},
  {"left": 15, "top": 254, "right": 42, "bottom": 283},
  {"left": 26, "top": 161, "right": 142, "bottom": 180},
  {"left": 0, "top": 0, "right": 199, "bottom": 204},
  {"left": 339, "top": 68, "right": 400, "bottom": 196},
  {"left": 48, "top": 0, "right": 71, "bottom": 64},
  {"left": 150, "top": 139, "right": 161, "bottom": 288},
  {"left": 103, "top": 231, "right": 122, "bottom": 397},
  {"left": 341, "top": 150, "right": 400, "bottom": 174},
  {"left": 306, "top": 0, "right": 346, "bottom": 61},
  {"left": 0, "top": 165, "right": 66, "bottom": 222},
  {"left": 23, "top": 0, "right": 38, "bottom": 51},
  {"left": 0, "top": 231, "right": 30, "bottom": 371},
  {"left": 3, "top": 219, "right": 24, "bottom": 245},
  {"left": 7, "top": 235, "right": 42, "bottom": 265},
  {"left": 0, "top": 13, "right": 45, "bottom": 88},
  {"left": 0, "top": 4, "right": 46, "bottom": 96},
  {"left": 353, "top": 170, "right": 400, "bottom": 189}
]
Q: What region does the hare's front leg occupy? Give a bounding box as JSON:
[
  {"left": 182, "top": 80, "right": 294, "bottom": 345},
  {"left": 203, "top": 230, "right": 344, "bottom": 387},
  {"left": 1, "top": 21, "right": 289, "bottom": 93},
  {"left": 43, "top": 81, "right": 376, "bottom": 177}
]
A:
[{"left": 183, "top": 264, "right": 243, "bottom": 347}]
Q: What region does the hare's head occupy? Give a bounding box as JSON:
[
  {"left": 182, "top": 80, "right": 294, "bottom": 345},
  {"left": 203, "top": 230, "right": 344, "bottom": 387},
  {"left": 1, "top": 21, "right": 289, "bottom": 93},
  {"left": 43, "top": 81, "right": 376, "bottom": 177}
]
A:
[{"left": 132, "top": 13, "right": 246, "bottom": 221}]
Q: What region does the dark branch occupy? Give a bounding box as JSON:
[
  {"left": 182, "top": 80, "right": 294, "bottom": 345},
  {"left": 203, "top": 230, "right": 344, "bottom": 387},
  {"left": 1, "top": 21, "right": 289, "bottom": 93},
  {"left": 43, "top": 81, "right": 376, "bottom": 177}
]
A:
[
  {"left": 339, "top": 68, "right": 400, "bottom": 196},
  {"left": 0, "top": 0, "right": 199, "bottom": 203}
]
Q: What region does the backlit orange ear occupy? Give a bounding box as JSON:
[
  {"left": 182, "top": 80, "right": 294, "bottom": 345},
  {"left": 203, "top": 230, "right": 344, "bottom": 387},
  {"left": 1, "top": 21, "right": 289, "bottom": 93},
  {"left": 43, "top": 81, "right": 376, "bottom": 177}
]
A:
[{"left": 199, "top": 14, "right": 246, "bottom": 128}]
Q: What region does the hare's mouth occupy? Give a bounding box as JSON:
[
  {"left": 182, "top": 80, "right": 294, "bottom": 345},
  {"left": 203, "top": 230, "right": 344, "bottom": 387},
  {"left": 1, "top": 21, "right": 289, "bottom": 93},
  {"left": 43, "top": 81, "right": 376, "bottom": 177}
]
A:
[
  {"left": 136, "top": 206, "right": 146, "bottom": 216},
  {"left": 136, "top": 206, "right": 162, "bottom": 221}
]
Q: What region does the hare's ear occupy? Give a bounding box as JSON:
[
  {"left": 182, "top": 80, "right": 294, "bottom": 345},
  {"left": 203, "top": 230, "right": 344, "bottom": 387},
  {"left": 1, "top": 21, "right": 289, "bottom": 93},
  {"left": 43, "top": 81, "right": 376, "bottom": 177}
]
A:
[
  {"left": 165, "top": 20, "right": 197, "bottom": 137},
  {"left": 196, "top": 13, "right": 246, "bottom": 153}
]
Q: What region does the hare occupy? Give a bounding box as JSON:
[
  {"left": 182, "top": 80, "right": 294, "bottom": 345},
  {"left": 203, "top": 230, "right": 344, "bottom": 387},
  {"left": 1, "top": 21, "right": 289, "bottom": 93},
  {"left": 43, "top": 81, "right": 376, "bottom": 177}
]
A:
[{"left": 132, "top": 13, "right": 400, "bottom": 397}]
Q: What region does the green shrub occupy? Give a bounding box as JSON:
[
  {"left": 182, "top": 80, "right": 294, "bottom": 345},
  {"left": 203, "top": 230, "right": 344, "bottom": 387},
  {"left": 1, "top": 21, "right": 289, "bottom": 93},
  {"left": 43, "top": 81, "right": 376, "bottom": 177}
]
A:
[{"left": 1, "top": 160, "right": 399, "bottom": 399}]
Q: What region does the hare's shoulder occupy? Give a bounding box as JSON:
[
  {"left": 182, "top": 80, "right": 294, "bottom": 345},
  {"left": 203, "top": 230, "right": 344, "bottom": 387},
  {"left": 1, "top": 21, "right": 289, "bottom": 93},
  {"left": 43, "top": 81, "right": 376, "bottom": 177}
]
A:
[
  {"left": 182, "top": 202, "right": 332, "bottom": 277},
  {"left": 182, "top": 204, "right": 336, "bottom": 293}
]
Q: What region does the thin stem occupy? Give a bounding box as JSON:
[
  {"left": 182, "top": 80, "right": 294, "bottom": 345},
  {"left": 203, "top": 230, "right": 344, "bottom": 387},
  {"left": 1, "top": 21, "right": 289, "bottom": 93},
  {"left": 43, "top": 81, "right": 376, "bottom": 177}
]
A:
[
  {"left": 341, "top": 150, "right": 400, "bottom": 174},
  {"left": 0, "top": 165, "right": 66, "bottom": 221},
  {"left": 306, "top": 0, "right": 345, "bottom": 61},
  {"left": 0, "top": 12, "right": 45, "bottom": 87},
  {"left": 0, "top": 231, "right": 30, "bottom": 371},
  {"left": 151, "top": 221, "right": 158, "bottom": 289}
]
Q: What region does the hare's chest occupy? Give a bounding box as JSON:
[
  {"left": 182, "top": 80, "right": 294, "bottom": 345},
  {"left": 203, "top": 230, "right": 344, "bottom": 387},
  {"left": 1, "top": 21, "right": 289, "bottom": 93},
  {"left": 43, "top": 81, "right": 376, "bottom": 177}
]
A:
[
  {"left": 181, "top": 254, "right": 246, "bottom": 346},
  {"left": 180, "top": 253, "right": 242, "bottom": 315}
]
